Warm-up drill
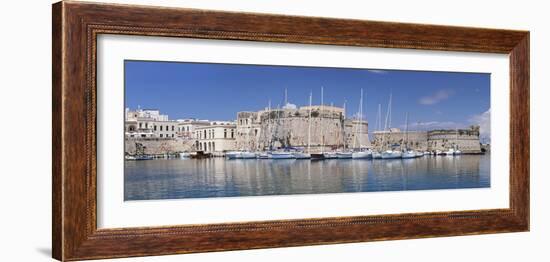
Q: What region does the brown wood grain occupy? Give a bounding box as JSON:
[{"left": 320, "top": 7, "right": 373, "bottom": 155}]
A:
[{"left": 52, "top": 1, "right": 530, "bottom": 261}]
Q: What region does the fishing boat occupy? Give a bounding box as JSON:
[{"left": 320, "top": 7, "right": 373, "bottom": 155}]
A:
[
  {"left": 415, "top": 151, "right": 425, "bottom": 157},
  {"left": 435, "top": 150, "right": 444, "bottom": 156},
  {"left": 454, "top": 150, "right": 462, "bottom": 155}
]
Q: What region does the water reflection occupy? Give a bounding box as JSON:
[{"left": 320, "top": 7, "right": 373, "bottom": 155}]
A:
[{"left": 124, "top": 154, "right": 490, "bottom": 201}]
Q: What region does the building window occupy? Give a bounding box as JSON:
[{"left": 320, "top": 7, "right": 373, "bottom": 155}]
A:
[
  {"left": 160, "top": 126, "right": 163, "bottom": 131},
  {"left": 212, "top": 142, "right": 216, "bottom": 152},
  {"left": 224, "top": 129, "right": 227, "bottom": 138},
  {"left": 231, "top": 130, "right": 234, "bottom": 138},
  {"left": 139, "top": 123, "right": 142, "bottom": 128},
  {"left": 172, "top": 126, "right": 174, "bottom": 131},
  {"left": 172, "top": 134, "right": 174, "bottom": 138},
  {"left": 154, "top": 125, "right": 157, "bottom": 131},
  {"left": 160, "top": 134, "right": 163, "bottom": 137},
  {"left": 204, "top": 130, "right": 207, "bottom": 138},
  {"left": 166, "top": 125, "right": 169, "bottom": 131}
]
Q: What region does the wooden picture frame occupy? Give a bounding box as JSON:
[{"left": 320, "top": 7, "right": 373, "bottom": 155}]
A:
[{"left": 52, "top": 1, "right": 529, "bottom": 261}]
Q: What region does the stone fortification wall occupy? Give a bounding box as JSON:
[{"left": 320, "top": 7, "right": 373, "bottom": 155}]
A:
[
  {"left": 372, "top": 127, "right": 482, "bottom": 153},
  {"left": 125, "top": 138, "right": 195, "bottom": 155},
  {"left": 236, "top": 107, "right": 369, "bottom": 152}
]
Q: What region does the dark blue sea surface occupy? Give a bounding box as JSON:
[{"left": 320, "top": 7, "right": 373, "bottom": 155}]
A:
[{"left": 124, "top": 154, "right": 490, "bottom": 201}]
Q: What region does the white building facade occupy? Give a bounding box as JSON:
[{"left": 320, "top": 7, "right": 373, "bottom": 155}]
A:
[
  {"left": 195, "top": 122, "right": 237, "bottom": 153},
  {"left": 125, "top": 108, "right": 177, "bottom": 138}
]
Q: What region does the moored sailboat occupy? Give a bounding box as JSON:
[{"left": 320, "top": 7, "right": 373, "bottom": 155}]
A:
[
  {"left": 352, "top": 88, "right": 372, "bottom": 159},
  {"left": 380, "top": 92, "right": 402, "bottom": 159}
]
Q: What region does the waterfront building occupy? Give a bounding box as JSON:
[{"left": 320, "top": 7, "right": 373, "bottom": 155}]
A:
[
  {"left": 176, "top": 118, "right": 210, "bottom": 139},
  {"left": 126, "top": 107, "right": 168, "bottom": 121},
  {"left": 195, "top": 122, "right": 237, "bottom": 153},
  {"left": 125, "top": 108, "right": 177, "bottom": 138}
]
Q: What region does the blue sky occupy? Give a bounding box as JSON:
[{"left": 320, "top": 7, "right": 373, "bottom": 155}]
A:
[{"left": 125, "top": 60, "right": 490, "bottom": 135}]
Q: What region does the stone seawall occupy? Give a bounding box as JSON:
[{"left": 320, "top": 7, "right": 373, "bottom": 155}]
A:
[{"left": 125, "top": 138, "right": 195, "bottom": 155}]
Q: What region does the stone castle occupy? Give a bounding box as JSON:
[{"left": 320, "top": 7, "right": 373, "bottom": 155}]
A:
[
  {"left": 372, "top": 126, "right": 482, "bottom": 153},
  {"left": 235, "top": 104, "right": 369, "bottom": 153}
]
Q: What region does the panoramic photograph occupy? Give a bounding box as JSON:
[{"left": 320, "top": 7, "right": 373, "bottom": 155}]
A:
[{"left": 123, "top": 60, "right": 491, "bottom": 201}]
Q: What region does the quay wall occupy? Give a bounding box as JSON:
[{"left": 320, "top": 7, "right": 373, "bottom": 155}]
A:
[{"left": 125, "top": 138, "right": 195, "bottom": 155}]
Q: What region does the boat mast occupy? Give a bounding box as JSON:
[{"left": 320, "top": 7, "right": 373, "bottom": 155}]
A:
[
  {"left": 321, "top": 86, "right": 324, "bottom": 153},
  {"left": 382, "top": 92, "right": 392, "bottom": 150},
  {"left": 308, "top": 91, "right": 312, "bottom": 153},
  {"left": 455, "top": 126, "right": 458, "bottom": 150},
  {"left": 341, "top": 99, "right": 355, "bottom": 149},
  {"left": 404, "top": 112, "right": 409, "bottom": 150},
  {"left": 378, "top": 103, "right": 382, "bottom": 131},
  {"left": 267, "top": 100, "right": 271, "bottom": 150},
  {"left": 358, "top": 89, "right": 363, "bottom": 149}
]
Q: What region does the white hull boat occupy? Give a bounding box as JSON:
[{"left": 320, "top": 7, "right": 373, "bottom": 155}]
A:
[
  {"left": 257, "top": 152, "right": 270, "bottom": 159},
  {"left": 336, "top": 152, "right": 353, "bottom": 159},
  {"left": 270, "top": 151, "right": 295, "bottom": 159},
  {"left": 372, "top": 151, "right": 382, "bottom": 159},
  {"left": 401, "top": 150, "right": 417, "bottom": 159},
  {"left": 323, "top": 152, "right": 338, "bottom": 159},
  {"left": 179, "top": 152, "right": 191, "bottom": 159},
  {"left": 381, "top": 150, "right": 402, "bottom": 159},
  {"left": 445, "top": 148, "right": 456, "bottom": 156},
  {"left": 226, "top": 151, "right": 242, "bottom": 159},
  {"left": 240, "top": 151, "right": 257, "bottom": 159},
  {"left": 352, "top": 150, "right": 372, "bottom": 159},
  {"left": 293, "top": 152, "right": 311, "bottom": 159}
]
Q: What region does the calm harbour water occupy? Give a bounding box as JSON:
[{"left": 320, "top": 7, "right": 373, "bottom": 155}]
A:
[{"left": 124, "top": 154, "right": 490, "bottom": 201}]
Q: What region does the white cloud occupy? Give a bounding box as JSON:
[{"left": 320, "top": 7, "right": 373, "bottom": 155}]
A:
[
  {"left": 367, "top": 69, "right": 388, "bottom": 74},
  {"left": 418, "top": 89, "right": 455, "bottom": 105},
  {"left": 469, "top": 109, "right": 491, "bottom": 143}
]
